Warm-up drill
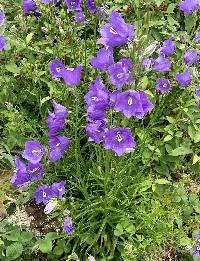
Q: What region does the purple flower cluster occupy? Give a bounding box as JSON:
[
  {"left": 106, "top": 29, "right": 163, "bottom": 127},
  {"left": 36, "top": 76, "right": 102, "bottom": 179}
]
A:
[
  {"left": 0, "top": 11, "right": 6, "bottom": 52},
  {"left": 49, "top": 59, "right": 82, "bottom": 86},
  {"left": 179, "top": 0, "right": 199, "bottom": 14}
]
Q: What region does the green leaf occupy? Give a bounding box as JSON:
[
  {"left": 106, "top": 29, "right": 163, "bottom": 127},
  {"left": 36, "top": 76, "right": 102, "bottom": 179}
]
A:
[
  {"left": 155, "top": 179, "right": 170, "bottom": 185},
  {"left": 164, "top": 135, "right": 173, "bottom": 142},
  {"left": 26, "top": 32, "right": 34, "bottom": 44},
  {"left": 154, "top": 0, "right": 163, "bottom": 7},
  {"left": 20, "top": 231, "right": 34, "bottom": 242},
  {"left": 5, "top": 62, "right": 20, "bottom": 74},
  {"left": 5, "top": 230, "right": 21, "bottom": 241},
  {"left": 39, "top": 239, "right": 52, "bottom": 253},
  {"left": 6, "top": 242, "right": 23, "bottom": 260},
  {"left": 185, "top": 15, "right": 197, "bottom": 32},
  {"left": 167, "top": 3, "right": 176, "bottom": 13},
  {"left": 40, "top": 96, "right": 51, "bottom": 106},
  {"left": 170, "top": 146, "right": 192, "bottom": 156},
  {"left": 193, "top": 154, "right": 200, "bottom": 165}
]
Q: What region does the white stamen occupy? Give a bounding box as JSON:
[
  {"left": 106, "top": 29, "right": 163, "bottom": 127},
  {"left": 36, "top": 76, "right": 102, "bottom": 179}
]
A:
[
  {"left": 32, "top": 149, "right": 41, "bottom": 155},
  {"left": 109, "top": 27, "right": 118, "bottom": 35},
  {"left": 56, "top": 67, "right": 61, "bottom": 72},
  {"left": 67, "top": 68, "right": 74, "bottom": 71},
  {"left": 163, "top": 83, "right": 167, "bottom": 88},
  {"left": 116, "top": 73, "right": 124, "bottom": 79},
  {"left": 91, "top": 96, "right": 99, "bottom": 101},
  {"left": 116, "top": 132, "right": 123, "bottom": 142},
  {"left": 43, "top": 192, "right": 46, "bottom": 197},
  {"left": 128, "top": 96, "right": 133, "bottom": 105}
]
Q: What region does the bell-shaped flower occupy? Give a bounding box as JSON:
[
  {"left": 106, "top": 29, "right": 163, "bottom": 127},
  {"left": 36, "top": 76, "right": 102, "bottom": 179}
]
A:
[
  {"left": 90, "top": 47, "right": 114, "bottom": 71},
  {"left": 22, "top": 141, "right": 45, "bottom": 164},
  {"left": 48, "top": 135, "right": 70, "bottom": 163}
]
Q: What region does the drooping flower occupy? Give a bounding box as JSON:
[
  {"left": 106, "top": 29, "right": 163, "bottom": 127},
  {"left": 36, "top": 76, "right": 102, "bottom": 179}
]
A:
[
  {"left": 60, "top": 65, "right": 82, "bottom": 86},
  {"left": 27, "top": 162, "right": 44, "bottom": 181},
  {"left": 34, "top": 184, "right": 54, "bottom": 204},
  {"left": 64, "top": 217, "right": 74, "bottom": 234},
  {"left": 75, "top": 10, "right": 85, "bottom": 24},
  {"left": 155, "top": 79, "right": 171, "bottom": 94},
  {"left": 195, "top": 87, "right": 200, "bottom": 97},
  {"left": 22, "top": 0, "right": 37, "bottom": 14},
  {"left": 139, "top": 90, "right": 154, "bottom": 115},
  {"left": 90, "top": 47, "right": 114, "bottom": 71},
  {"left": 142, "top": 58, "right": 155, "bottom": 70},
  {"left": 0, "top": 11, "right": 5, "bottom": 27},
  {"left": 46, "top": 101, "right": 68, "bottom": 136},
  {"left": 48, "top": 135, "right": 70, "bottom": 163},
  {"left": 104, "top": 127, "right": 136, "bottom": 156},
  {"left": 86, "top": 0, "right": 96, "bottom": 13},
  {"left": 11, "top": 157, "right": 30, "bottom": 188},
  {"left": 49, "top": 59, "right": 65, "bottom": 79},
  {"left": 97, "top": 6, "right": 107, "bottom": 20},
  {"left": 22, "top": 141, "right": 45, "bottom": 164},
  {"left": 97, "top": 10, "right": 135, "bottom": 47},
  {"left": 159, "top": 37, "right": 176, "bottom": 56},
  {"left": 44, "top": 200, "right": 57, "bottom": 214},
  {"left": 195, "top": 31, "right": 200, "bottom": 43},
  {"left": 0, "top": 35, "right": 7, "bottom": 52},
  {"left": 51, "top": 180, "right": 66, "bottom": 199},
  {"left": 183, "top": 49, "right": 200, "bottom": 65},
  {"left": 179, "top": 0, "right": 199, "bottom": 14},
  {"left": 153, "top": 54, "right": 172, "bottom": 72},
  {"left": 175, "top": 69, "right": 192, "bottom": 87},
  {"left": 108, "top": 59, "right": 132, "bottom": 89},
  {"left": 85, "top": 77, "right": 110, "bottom": 112},
  {"left": 65, "top": 0, "right": 82, "bottom": 11},
  {"left": 193, "top": 231, "right": 200, "bottom": 256},
  {"left": 86, "top": 120, "right": 107, "bottom": 144}
]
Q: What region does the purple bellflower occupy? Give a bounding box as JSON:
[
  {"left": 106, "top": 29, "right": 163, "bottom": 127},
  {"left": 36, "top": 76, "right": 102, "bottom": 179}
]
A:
[
  {"left": 108, "top": 58, "right": 132, "bottom": 89},
  {"left": 104, "top": 127, "right": 136, "bottom": 156},
  {"left": 97, "top": 6, "right": 107, "bottom": 20},
  {"left": 27, "top": 162, "right": 44, "bottom": 181},
  {"left": 60, "top": 65, "right": 82, "bottom": 86},
  {"left": 109, "top": 90, "right": 121, "bottom": 108},
  {"left": 48, "top": 135, "right": 70, "bottom": 163},
  {"left": 175, "top": 69, "right": 192, "bottom": 87},
  {"left": 153, "top": 54, "right": 172, "bottom": 72},
  {"left": 193, "top": 231, "right": 200, "bottom": 256},
  {"left": 179, "top": 0, "right": 199, "bottom": 14},
  {"left": 142, "top": 58, "right": 155, "bottom": 70},
  {"left": 0, "top": 35, "right": 7, "bottom": 52},
  {"left": 90, "top": 47, "right": 114, "bottom": 71},
  {"left": 49, "top": 59, "right": 65, "bottom": 79},
  {"left": 139, "top": 90, "right": 154, "bottom": 115},
  {"left": 195, "top": 87, "right": 200, "bottom": 97},
  {"left": 155, "top": 79, "right": 171, "bottom": 94},
  {"left": 87, "top": 110, "right": 107, "bottom": 122},
  {"left": 65, "top": 0, "right": 82, "bottom": 11},
  {"left": 159, "top": 37, "right": 176, "bottom": 56},
  {"left": 46, "top": 101, "right": 68, "bottom": 136},
  {"left": 22, "top": 141, "right": 45, "bottom": 164},
  {"left": 85, "top": 77, "right": 110, "bottom": 112},
  {"left": 183, "top": 49, "right": 200, "bottom": 65},
  {"left": 86, "top": 120, "right": 107, "bottom": 144},
  {"left": 51, "top": 180, "right": 66, "bottom": 199},
  {"left": 97, "top": 10, "right": 135, "bottom": 47},
  {"left": 195, "top": 32, "right": 200, "bottom": 43},
  {"left": 75, "top": 10, "right": 85, "bottom": 23},
  {"left": 11, "top": 157, "right": 30, "bottom": 188},
  {"left": 41, "top": 0, "right": 52, "bottom": 4},
  {"left": 0, "top": 11, "right": 5, "bottom": 27},
  {"left": 34, "top": 184, "right": 55, "bottom": 205},
  {"left": 22, "top": 0, "right": 37, "bottom": 14},
  {"left": 64, "top": 217, "right": 74, "bottom": 234},
  {"left": 87, "top": 0, "right": 96, "bottom": 13}
]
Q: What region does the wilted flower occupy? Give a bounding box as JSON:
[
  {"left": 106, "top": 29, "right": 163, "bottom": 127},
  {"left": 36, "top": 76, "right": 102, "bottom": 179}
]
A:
[
  {"left": 49, "top": 59, "right": 65, "bottom": 79},
  {"left": 51, "top": 180, "right": 66, "bottom": 199},
  {"left": 53, "top": 0, "right": 62, "bottom": 7},
  {"left": 195, "top": 87, "right": 200, "bottom": 97},
  {"left": 153, "top": 54, "right": 172, "bottom": 72},
  {"left": 27, "top": 162, "right": 44, "bottom": 181},
  {"left": 22, "top": 0, "right": 37, "bottom": 14},
  {"left": 159, "top": 37, "right": 176, "bottom": 56},
  {"left": 48, "top": 135, "right": 70, "bottom": 163},
  {"left": 0, "top": 34, "right": 7, "bottom": 52},
  {"left": 114, "top": 90, "right": 153, "bottom": 119},
  {"left": 97, "top": 6, "right": 107, "bottom": 20},
  {"left": 175, "top": 69, "right": 192, "bottom": 87},
  {"left": 11, "top": 157, "right": 30, "bottom": 188},
  {"left": 86, "top": 0, "right": 96, "bottom": 13},
  {"left": 0, "top": 11, "right": 5, "bottom": 26},
  {"left": 179, "top": 0, "right": 199, "bottom": 14},
  {"left": 86, "top": 120, "right": 106, "bottom": 144},
  {"left": 34, "top": 184, "right": 54, "bottom": 204},
  {"left": 144, "top": 42, "right": 158, "bottom": 55},
  {"left": 195, "top": 31, "right": 200, "bottom": 43},
  {"left": 60, "top": 64, "right": 82, "bottom": 86},
  {"left": 104, "top": 127, "right": 136, "bottom": 156},
  {"left": 64, "top": 217, "right": 74, "bottom": 234},
  {"left": 142, "top": 58, "right": 154, "bottom": 70},
  {"left": 75, "top": 10, "right": 85, "bottom": 24},
  {"left": 108, "top": 58, "right": 132, "bottom": 89},
  {"left": 44, "top": 200, "right": 57, "bottom": 214},
  {"left": 155, "top": 79, "right": 171, "bottom": 94},
  {"left": 183, "top": 49, "right": 200, "bottom": 65},
  {"left": 97, "top": 10, "right": 135, "bottom": 47},
  {"left": 22, "top": 141, "right": 45, "bottom": 164},
  {"left": 65, "top": 0, "right": 82, "bottom": 11},
  {"left": 90, "top": 47, "right": 114, "bottom": 71}
]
